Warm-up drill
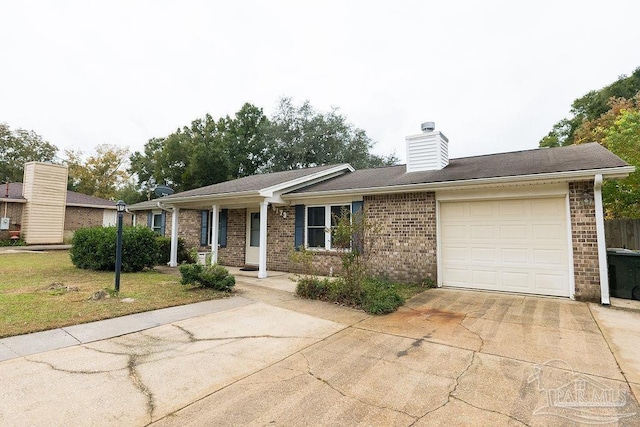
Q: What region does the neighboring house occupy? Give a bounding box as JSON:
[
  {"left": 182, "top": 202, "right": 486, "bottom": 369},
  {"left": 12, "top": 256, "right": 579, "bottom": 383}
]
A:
[
  {"left": 127, "top": 125, "right": 634, "bottom": 304},
  {"left": 1, "top": 162, "right": 129, "bottom": 244}
]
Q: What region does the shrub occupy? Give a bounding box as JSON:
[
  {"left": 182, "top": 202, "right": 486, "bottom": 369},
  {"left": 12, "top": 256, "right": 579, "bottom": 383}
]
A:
[
  {"left": 178, "top": 263, "right": 235, "bottom": 291},
  {"left": 361, "top": 277, "right": 405, "bottom": 315},
  {"left": 70, "top": 226, "right": 158, "bottom": 272},
  {"left": 296, "top": 276, "right": 331, "bottom": 299},
  {"left": 156, "top": 237, "right": 194, "bottom": 265},
  {"left": 294, "top": 275, "right": 404, "bottom": 315}
]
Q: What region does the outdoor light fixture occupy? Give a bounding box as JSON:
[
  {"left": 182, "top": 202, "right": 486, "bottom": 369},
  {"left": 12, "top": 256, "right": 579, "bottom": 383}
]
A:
[{"left": 114, "top": 200, "right": 126, "bottom": 292}]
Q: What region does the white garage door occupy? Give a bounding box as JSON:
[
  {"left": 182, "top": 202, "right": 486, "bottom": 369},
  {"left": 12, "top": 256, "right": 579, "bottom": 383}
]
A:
[{"left": 440, "top": 197, "right": 570, "bottom": 297}]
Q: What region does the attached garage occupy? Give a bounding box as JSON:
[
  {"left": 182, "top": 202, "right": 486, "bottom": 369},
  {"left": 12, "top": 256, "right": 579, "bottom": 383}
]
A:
[{"left": 439, "top": 193, "right": 572, "bottom": 297}]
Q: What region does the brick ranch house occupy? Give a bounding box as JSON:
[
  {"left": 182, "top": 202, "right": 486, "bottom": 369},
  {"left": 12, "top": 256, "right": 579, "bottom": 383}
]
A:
[
  {"left": 128, "top": 126, "right": 633, "bottom": 304},
  {"left": 1, "top": 162, "right": 129, "bottom": 244}
]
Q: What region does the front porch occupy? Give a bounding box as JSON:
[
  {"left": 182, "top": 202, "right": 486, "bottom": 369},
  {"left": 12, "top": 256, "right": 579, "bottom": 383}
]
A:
[{"left": 156, "top": 264, "right": 298, "bottom": 293}]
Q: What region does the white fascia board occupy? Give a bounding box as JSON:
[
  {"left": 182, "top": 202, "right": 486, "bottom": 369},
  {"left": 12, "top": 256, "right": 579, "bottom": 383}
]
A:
[
  {"left": 2, "top": 199, "right": 26, "bottom": 204},
  {"left": 282, "top": 166, "right": 635, "bottom": 200},
  {"left": 156, "top": 190, "right": 260, "bottom": 205},
  {"left": 259, "top": 164, "right": 354, "bottom": 197}
]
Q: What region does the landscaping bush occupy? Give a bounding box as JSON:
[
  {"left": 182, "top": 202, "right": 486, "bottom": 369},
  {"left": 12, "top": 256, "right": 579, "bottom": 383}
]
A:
[
  {"left": 70, "top": 226, "right": 158, "bottom": 272},
  {"left": 361, "top": 277, "right": 405, "bottom": 315},
  {"left": 294, "top": 275, "right": 404, "bottom": 315},
  {"left": 155, "top": 237, "right": 194, "bottom": 265},
  {"left": 178, "top": 263, "right": 235, "bottom": 291},
  {"left": 296, "top": 276, "right": 332, "bottom": 299}
]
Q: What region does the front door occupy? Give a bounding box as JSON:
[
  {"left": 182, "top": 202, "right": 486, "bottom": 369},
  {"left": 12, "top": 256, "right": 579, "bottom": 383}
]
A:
[{"left": 245, "top": 210, "right": 260, "bottom": 265}]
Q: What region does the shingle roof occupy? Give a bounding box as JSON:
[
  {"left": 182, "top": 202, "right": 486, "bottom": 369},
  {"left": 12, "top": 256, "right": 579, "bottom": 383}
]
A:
[
  {"left": 161, "top": 163, "right": 347, "bottom": 199},
  {"left": 1, "top": 182, "right": 115, "bottom": 207},
  {"left": 292, "top": 143, "right": 630, "bottom": 194}
]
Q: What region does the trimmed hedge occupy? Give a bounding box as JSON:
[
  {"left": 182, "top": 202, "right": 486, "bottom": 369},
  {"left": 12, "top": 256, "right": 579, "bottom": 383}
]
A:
[{"left": 70, "top": 226, "right": 158, "bottom": 272}]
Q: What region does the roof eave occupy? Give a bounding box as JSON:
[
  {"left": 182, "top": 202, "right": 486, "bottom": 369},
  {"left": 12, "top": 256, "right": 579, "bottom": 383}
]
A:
[{"left": 282, "top": 166, "right": 636, "bottom": 200}]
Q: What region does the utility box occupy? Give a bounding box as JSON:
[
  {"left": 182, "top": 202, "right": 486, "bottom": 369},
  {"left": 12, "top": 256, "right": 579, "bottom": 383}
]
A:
[
  {"left": 0, "top": 217, "right": 9, "bottom": 230},
  {"left": 607, "top": 249, "right": 640, "bottom": 300},
  {"left": 197, "top": 252, "right": 211, "bottom": 265}
]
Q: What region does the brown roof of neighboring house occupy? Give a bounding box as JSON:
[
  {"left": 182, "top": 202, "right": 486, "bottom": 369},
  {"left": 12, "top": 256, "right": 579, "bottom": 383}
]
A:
[
  {"left": 291, "top": 143, "right": 630, "bottom": 194},
  {"left": 1, "top": 183, "right": 115, "bottom": 208}
]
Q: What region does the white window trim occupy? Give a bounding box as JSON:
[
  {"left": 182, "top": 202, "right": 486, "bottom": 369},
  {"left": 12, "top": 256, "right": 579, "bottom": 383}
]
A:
[
  {"left": 151, "top": 210, "right": 163, "bottom": 235},
  {"left": 305, "top": 203, "right": 351, "bottom": 251}
]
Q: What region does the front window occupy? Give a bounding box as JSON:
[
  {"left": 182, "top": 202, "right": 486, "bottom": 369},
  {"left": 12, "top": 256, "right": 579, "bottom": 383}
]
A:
[
  {"left": 306, "top": 204, "right": 350, "bottom": 250},
  {"left": 151, "top": 212, "right": 163, "bottom": 235}
]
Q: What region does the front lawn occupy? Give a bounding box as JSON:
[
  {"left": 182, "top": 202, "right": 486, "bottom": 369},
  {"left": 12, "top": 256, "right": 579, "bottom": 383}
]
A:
[{"left": 0, "top": 250, "right": 228, "bottom": 338}]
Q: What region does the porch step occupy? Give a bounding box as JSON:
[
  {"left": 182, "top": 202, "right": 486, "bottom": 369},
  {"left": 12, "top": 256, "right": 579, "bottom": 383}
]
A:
[{"left": 239, "top": 264, "right": 259, "bottom": 271}]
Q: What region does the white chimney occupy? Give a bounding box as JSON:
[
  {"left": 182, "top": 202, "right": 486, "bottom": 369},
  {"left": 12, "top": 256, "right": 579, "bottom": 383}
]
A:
[{"left": 405, "top": 122, "right": 449, "bottom": 172}]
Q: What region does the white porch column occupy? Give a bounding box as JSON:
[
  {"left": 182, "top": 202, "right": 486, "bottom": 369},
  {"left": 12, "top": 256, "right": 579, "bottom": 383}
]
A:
[
  {"left": 169, "top": 207, "right": 180, "bottom": 267},
  {"left": 258, "top": 200, "right": 268, "bottom": 279},
  {"left": 594, "top": 174, "right": 610, "bottom": 305},
  {"left": 210, "top": 205, "right": 219, "bottom": 265}
]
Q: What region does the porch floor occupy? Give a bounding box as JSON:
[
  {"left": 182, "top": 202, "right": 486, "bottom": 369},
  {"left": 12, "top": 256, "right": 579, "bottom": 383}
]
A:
[{"left": 155, "top": 265, "right": 298, "bottom": 293}]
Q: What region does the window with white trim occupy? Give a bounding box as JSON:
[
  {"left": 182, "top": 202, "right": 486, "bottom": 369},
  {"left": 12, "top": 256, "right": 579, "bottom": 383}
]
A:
[
  {"left": 306, "top": 204, "right": 350, "bottom": 250},
  {"left": 151, "top": 212, "right": 163, "bottom": 235}
]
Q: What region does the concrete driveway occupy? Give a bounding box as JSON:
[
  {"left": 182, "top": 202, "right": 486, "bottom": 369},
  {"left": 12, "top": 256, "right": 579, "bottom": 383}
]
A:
[{"left": 1, "top": 277, "right": 638, "bottom": 426}]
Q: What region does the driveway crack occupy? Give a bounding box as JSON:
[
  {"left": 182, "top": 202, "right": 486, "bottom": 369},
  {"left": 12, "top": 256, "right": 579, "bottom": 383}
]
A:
[
  {"left": 128, "top": 354, "right": 155, "bottom": 422},
  {"left": 300, "top": 352, "right": 418, "bottom": 421},
  {"left": 411, "top": 350, "right": 476, "bottom": 425},
  {"left": 451, "top": 396, "right": 530, "bottom": 426}
]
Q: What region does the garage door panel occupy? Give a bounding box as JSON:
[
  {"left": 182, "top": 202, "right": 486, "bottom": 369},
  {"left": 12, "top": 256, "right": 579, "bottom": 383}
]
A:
[
  {"left": 532, "top": 224, "right": 565, "bottom": 240},
  {"left": 442, "top": 224, "right": 467, "bottom": 239},
  {"left": 443, "top": 246, "right": 469, "bottom": 262},
  {"left": 440, "top": 197, "right": 570, "bottom": 297},
  {"left": 471, "top": 225, "right": 495, "bottom": 239},
  {"left": 501, "top": 248, "right": 529, "bottom": 265},
  {"left": 533, "top": 249, "right": 566, "bottom": 266},
  {"left": 533, "top": 273, "right": 568, "bottom": 296},
  {"left": 469, "top": 202, "right": 495, "bottom": 217},
  {"left": 502, "top": 271, "right": 530, "bottom": 289},
  {"left": 500, "top": 224, "right": 528, "bottom": 239},
  {"left": 499, "top": 200, "right": 527, "bottom": 216},
  {"left": 532, "top": 199, "right": 564, "bottom": 216},
  {"left": 472, "top": 270, "right": 499, "bottom": 287},
  {"left": 471, "top": 247, "right": 497, "bottom": 262},
  {"left": 444, "top": 268, "right": 471, "bottom": 285}
]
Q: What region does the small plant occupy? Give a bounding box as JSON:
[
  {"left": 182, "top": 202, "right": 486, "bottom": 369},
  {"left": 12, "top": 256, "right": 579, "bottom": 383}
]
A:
[
  {"left": 420, "top": 277, "right": 436, "bottom": 289},
  {"left": 0, "top": 239, "right": 25, "bottom": 247},
  {"left": 179, "top": 263, "right": 235, "bottom": 292},
  {"left": 288, "top": 245, "right": 317, "bottom": 279}
]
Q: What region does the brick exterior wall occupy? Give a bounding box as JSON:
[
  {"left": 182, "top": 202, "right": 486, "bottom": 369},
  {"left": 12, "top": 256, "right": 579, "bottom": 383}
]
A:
[
  {"left": 364, "top": 192, "right": 437, "bottom": 283},
  {"left": 569, "top": 181, "right": 600, "bottom": 302},
  {"left": 218, "top": 208, "right": 246, "bottom": 267},
  {"left": 64, "top": 207, "right": 103, "bottom": 231}
]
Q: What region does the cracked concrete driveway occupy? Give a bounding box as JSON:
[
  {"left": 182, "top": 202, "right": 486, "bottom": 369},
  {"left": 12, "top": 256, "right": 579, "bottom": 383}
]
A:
[{"left": 1, "top": 280, "right": 639, "bottom": 426}]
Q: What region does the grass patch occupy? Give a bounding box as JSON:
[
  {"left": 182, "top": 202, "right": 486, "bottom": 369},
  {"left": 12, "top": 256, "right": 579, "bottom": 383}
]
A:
[{"left": 0, "top": 251, "right": 229, "bottom": 338}]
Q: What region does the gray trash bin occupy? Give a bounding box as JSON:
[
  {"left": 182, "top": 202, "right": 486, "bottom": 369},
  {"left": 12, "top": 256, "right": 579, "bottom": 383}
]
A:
[{"left": 607, "top": 249, "right": 640, "bottom": 300}]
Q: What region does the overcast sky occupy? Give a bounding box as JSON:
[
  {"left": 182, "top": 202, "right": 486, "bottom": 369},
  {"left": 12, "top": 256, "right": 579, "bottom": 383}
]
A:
[{"left": 2, "top": 1, "right": 639, "bottom": 164}]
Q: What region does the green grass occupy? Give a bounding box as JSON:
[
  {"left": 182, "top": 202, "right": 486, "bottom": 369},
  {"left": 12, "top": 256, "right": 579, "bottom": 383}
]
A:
[{"left": 0, "top": 251, "right": 229, "bottom": 338}]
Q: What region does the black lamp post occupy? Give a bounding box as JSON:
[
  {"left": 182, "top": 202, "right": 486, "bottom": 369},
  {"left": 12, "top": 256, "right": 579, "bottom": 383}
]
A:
[{"left": 114, "top": 200, "right": 126, "bottom": 292}]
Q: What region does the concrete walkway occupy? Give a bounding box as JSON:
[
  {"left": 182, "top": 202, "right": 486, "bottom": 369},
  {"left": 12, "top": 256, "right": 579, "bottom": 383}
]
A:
[{"left": 1, "top": 277, "right": 639, "bottom": 426}]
